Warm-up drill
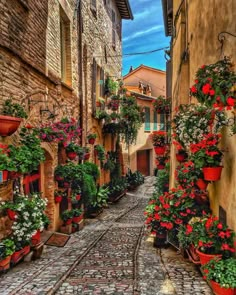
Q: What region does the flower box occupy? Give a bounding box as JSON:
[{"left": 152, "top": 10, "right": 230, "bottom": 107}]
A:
[
  {"left": 23, "top": 245, "right": 31, "bottom": 256},
  {"left": 202, "top": 166, "right": 223, "bottom": 181},
  {"left": 11, "top": 249, "right": 24, "bottom": 264}
]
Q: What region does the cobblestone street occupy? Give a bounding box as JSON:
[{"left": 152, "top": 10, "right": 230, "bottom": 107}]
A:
[{"left": 0, "top": 178, "right": 212, "bottom": 295}]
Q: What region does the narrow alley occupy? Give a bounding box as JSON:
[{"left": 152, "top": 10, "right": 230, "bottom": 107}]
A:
[{"left": 0, "top": 178, "right": 212, "bottom": 295}]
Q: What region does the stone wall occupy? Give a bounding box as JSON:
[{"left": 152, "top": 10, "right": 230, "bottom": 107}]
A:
[
  {"left": 170, "top": 0, "right": 236, "bottom": 231},
  {"left": 0, "top": 0, "right": 80, "bottom": 235}
]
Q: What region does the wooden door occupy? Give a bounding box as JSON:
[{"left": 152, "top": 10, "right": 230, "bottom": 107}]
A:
[{"left": 137, "top": 150, "right": 150, "bottom": 176}]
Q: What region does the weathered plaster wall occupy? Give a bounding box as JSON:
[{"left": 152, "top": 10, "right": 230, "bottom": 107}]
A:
[{"left": 170, "top": 0, "right": 236, "bottom": 230}]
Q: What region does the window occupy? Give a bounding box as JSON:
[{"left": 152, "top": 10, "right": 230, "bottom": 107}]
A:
[
  {"left": 160, "top": 113, "right": 165, "bottom": 131},
  {"left": 60, "top": 7, "right": 72, "bottom": 86},
  {"left": 111, "top": 9, "right": 116, "bottom": 49},
  {"left": 153, "top": 110, "right": 158, "bottom": 131},
  {"left": 144, "top": 107, "right": 150, "bottom": 131}
]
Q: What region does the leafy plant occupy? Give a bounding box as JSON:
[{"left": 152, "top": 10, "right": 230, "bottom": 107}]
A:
[
  {"left": 72, "top": 208, "right": 82, "bottom": 217},
  {"left": 0, "top": 239, "right": 15, "bottom": 260},
  {"left": 126, "top": 169, "right": 144, "bottom": 187},
  {"left": 80, "top": 162, "right": 100, "bottom": 180},
  {"left": 201, "top": 258, "right": 236, "bottom": 288},
  {"left": 61, "top": 210, "right": 73, "bottom": 222},
  {"left": 94, "top": 144, "right": 106, "bottom": 161},
  {"left": 1, "top": 99, "right": 28, "bottom": 118},
  {"left": 152, "top": 96, "right": 171, "bottom": 113},
  {"left": 91, "top": 185, "right": 110, "bottom": 208},
  {"left": 65, "top": 142, "right": 82, "bottom": 153},
  {"left": 87, "top": 133, "right": 97, "bottom": 140}
]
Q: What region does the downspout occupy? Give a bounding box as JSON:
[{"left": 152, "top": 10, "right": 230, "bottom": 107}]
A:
[{"left": 77, "top": 0, "right": 83, "bottom": 144}]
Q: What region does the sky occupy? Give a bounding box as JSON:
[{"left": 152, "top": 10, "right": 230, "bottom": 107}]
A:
[{"left": 122, "top": 0, "right": 170, "bottom": 76}]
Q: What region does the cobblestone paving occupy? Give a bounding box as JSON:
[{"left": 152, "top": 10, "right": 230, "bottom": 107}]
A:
[{"left": 0, "top": 177, "right": 213, "bottom": 295}]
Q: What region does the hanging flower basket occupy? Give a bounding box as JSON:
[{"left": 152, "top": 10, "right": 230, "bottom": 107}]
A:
[
  {"left": 0, "top": 256, "right": 11, "bottom": 271},
  {"left": 88, "top": 138, "right": 96, "bottom": 145},
  {"left": 0, "top": 115, "right": 22, "bottom": 137},
  {"left": 66, "top": 152, "right": 77, "bottom": 160},
  {"left": 202, "top": 167, "right": 223, "bottom": 181},
  {"left": 154, "top": 146, "right": 166, "bottom": 155},
  {"left": 210, "top": 280, "right": 234, "bottom": 295},
  {"left": 176, "top": 151, "right": 188, "bottom": 162},
  {"left": 156, "top": 164, "right": 165, "bottom": 170},
  {"left": 196, "top": 248, "right": 222, "bottom": 265},
  {"left": 6, "top": 209, "right": 17, "bottom": 221},
  {"left": 76, "top": 194, "right": 81, "bottom": 201},
  {"left": 196, "top": 178, "right": 208, "bottom": 190}
]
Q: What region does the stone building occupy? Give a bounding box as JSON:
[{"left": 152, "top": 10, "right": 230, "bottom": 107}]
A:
[
  {"left": 162, "top": 0, "right": 236, "bottom": 231},
  {"left": 0, "top": 0, "right": 133, "bottom": 236},
  {"left": 123, "top": 65, "right": 167, "bottom": 176}
]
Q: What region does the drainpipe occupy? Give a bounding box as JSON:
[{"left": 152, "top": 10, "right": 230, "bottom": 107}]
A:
[{"left": 76, "top": 0, "right": 83, "bottom": 144}]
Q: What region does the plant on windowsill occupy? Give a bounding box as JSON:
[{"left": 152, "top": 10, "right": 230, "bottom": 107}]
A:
[{"left": 0, "top": 98, "right": 28, "bottom": 137}]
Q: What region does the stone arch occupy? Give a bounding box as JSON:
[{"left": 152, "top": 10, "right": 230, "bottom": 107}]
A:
[{"left": 40, "top": 142, "right": 58, "bottom": 231}]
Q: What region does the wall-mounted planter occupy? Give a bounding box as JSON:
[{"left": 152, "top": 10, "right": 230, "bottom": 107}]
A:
[
  {"left": 0, "top": 115, "right": 22, "bottom": 137},
  {"left": 202, "top": 166, "right": 223, "bottom": 181}
]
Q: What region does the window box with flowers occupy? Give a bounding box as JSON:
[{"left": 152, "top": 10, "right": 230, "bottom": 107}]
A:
[
  {"left": 0, "top": 99, "right": 28, "bottom": 137},
  {"left": 189, "top": 133, "right": 224, "bottom": 181},
  {"left": 201, "top": 258, "right": 236, "bottom": 295},
  {"left": 189, "top": 57, "right": 236, "bottom": 109}
]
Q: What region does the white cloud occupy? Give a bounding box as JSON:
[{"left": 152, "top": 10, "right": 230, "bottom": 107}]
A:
[{"left": 123, "top": 25, "right": 164, "bottom": 42}]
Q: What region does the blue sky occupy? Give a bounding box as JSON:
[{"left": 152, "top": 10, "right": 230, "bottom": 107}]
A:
[{"left": 122, "top": 0, "right": 170, "bottom": 76}]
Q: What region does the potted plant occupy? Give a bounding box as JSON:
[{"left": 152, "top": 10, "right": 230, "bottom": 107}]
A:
[
  {"left": 94, "top": 144, "right": 106, "bottom": 161},
  {"left": 0, "top": 99, "right": 28, "bottom": 137},
  {"left": 65, "top": 142, "right": 81, "bottom": 160},
  {"left": 71, "top": 187, "right": 81, "bottom": 201},
  {"left": 72, "top": 208, "right": 83, "bottom": 223},
  {"left": 107, "top": 96, "right": 120, "bottom": 111},
  {"left": 87, "top": 133, "right": 97, "bottom": 145},
  {"left": 61, "top": 210, "right": 74, "bottom": 225},
  {"left": 175, "top": 161, "right": 203, "bottom": 189},
  {"left": 54, "top": 190, "right": 63, "bottom": 203},
  {"left": 152, "top": 96, "right": 171, "bottom": 113},
  {"left": 149, "top": 131, "right": 167, "bottom": 155},
  {"left": 190, "top": 57, "right": 236, "bottom": 108},
  {"left": 11, "top": 239, "right": 27, "bottom": 264},
  {"left": 190, "top": 133, "right": 224, "bottom": 181},
  {"left": 155, "top": 156, "right": 168, "bottom": 170},
  {"left": 201, "top": 258, "right": 236, "bottom": 295},
  {"left": 83, "top": 147, "right": 90, "bottom": 160},
  {"left": 0, "top": 239, "right": 15, "bottom": 271},
  {"left": 0, "top": 202, "right": 19, "bottom": 221}
]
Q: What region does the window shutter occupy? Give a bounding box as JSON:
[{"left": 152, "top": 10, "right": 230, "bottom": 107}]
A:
[
  {"left": 153, "top": 110, "right": 157, "bottom": 130},
  {"left": 92, "top": 58, "right": 97, "bottom": 115},
  {"left": 100, "top": 68, "right": 104, "bottom": 97},
  {"left": 144, "top": 107, "right": 150, "bottom": 131},
  {"left": 160, "top": 113, "right": 165, "bottom": 130}
]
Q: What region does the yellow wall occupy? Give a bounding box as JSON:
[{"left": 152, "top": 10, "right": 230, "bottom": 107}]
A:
[{"left": 170, "top": 0, "right": 236, "bottom": 230}]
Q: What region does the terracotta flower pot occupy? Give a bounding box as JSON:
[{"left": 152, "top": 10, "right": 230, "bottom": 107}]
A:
[
  {"left": 54, "top": 195, "right": 62, "bottom": 203},
  {"left": 6, "top": 209, "right": 17, "bottom": 221},
  {"left": 1, "top": 170, "right": 8, "bottom": 182},
  {"left": 196, "top": 179, "right": 208, "bottom": 190},
  {"left": 55, "top": 175, "right": 64, "bottom": 182},
  {"left": 0, "top": 256, "right": 11, "bottom": 271},
  {"left": 154, "top": 146, "right": 166, "bottom": 155},
  {"left": 31, "top": 230, "right": 41, "bottom": 246},
  {"left": 11, "top": 249, "right": 24, "bottom": 264},
  {"left": 65, "top": 218, "right": 73, "bottom": 225},
  {"left": 72, "top": 216, "right": 82, "bottom": 223},
  {"left": 88, "top": 138, "right": 95, "bottom": 145},
  {"left": 0, "top": 115, "right": 22, "bottom": 137},
  {"left": 67, "top": 152, "right": 77, "bottom": 160},
  {"left": 210, "top": 280, "right": 234, "bottom": 295},
  {"left": 202, "top": 167, "right": 223, "bottom": 181},
  {"left": 196, "top": 249, "right": 222, "bottom": 265},
  {"left": 84, "top": 153, "right": 90, "bottom": 160},
  {"left": 23, "top": 245, "right": 31, "bottom": 256}
]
